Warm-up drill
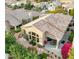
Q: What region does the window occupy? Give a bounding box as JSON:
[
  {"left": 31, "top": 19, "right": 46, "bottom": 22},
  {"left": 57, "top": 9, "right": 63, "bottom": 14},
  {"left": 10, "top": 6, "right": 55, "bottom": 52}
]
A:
[
  {"left": 28, "top": 32, "right": 39, "bottom": 42},
  {"left": 52, "top": 52, "right": 53, "bottom": 54},
  {"left": 55, "top": 55, "right": 57, "bottom": 57},
  {"left": 37, "top": 34, "right": 39, "bottom": 37},
  {"left": 32, "top": 36, "right": 36, "bottom": 40},
  {"left": 32, "top": 32, "right": 36, "bottom": 36},
  {"left": 37, "top": 38, "right": 39, "bottom": 42},
  {"left": 29, "top": 32, "right": 31, "bottom": 34},
  {"left": 67, "top": 28, "right": 70, "bottom": 31},
  {"left": 29, "top": 35, "right": 31, "bottom": 39}
]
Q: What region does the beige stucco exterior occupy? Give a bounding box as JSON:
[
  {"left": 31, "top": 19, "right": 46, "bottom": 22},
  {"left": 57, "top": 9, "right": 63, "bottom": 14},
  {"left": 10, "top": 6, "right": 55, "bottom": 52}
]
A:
[
  {"left": 21, "top": 26, "right": 45, "bottom": 46},
  {"left": 59, "top": 0, "right": 72, "bottom": 3},
  {"left": 21, "top": 14, "right": 72, "bottom": 46}
]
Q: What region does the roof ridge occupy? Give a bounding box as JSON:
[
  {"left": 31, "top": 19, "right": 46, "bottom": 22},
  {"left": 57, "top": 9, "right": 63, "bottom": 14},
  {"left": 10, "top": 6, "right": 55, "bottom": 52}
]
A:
[{"left": 21, "top": 14, "right": 51, "bottom": 28}]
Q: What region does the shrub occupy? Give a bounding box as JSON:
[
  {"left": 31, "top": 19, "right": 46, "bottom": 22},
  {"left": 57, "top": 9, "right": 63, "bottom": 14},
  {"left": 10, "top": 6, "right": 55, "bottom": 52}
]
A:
[
  {"left": 24, "top": 3, "right": 34, "bottom": 10},
  {"left": 47, "top": 6, "right": 68, "bottom": 14},
  {"left": 5, "top": 32, "right": 16, "bottom": 53},
  {"left": 27, "top": 47, "right": 37, "bottom": 54},
  {"left": 33, "top": 7, "right": 42, "bottom": 12},
  {"left": 9, "top": 43, "right": 28, "bottom": 59},
  {"left": 69, "top": 9, "right": 74, "bottom": 16},
  {"left": 12, "top": 5, "right": 18, "bottom": 10},
  {"left": 14, "top": 27, "right": 21, "bottom": 33},
  {"left": 30, "top": 39, "right": 36, "bottom": 46},
  {"left": 21, "top": 3, "right": 24, "bottom": 8},
  {"left": 38, "top": 53, "right": 48, "bottom": 59},
  {"left": 32, "top": 16, "right": 39, "bottom": 20},
  {"left": 68, "top": 32, "right": 74, "bottom": 43}
]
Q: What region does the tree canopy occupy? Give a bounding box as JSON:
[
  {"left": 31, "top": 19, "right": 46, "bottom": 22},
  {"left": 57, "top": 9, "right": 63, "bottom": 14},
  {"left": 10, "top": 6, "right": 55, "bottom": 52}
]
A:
[
  {"left": 5, "top": 32, "right": 16, "bottom": 53},
  {"left": 69, "top": 9, "right": 74, "bottom": 16}
]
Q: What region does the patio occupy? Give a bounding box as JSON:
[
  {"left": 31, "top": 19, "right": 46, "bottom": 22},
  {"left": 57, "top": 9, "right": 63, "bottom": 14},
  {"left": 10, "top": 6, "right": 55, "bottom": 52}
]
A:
[
  {"left": 44, "top": 42, "right": 62, "bottom": 57},
  {"left": 59, "top": 31, "right": 71, "bottom": 48}
]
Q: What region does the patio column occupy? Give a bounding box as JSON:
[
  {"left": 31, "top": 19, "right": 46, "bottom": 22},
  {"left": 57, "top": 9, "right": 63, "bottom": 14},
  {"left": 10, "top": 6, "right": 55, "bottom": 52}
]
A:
[
  {"left": 56, "top": 40, "right": 59, "bottom": 49},
  {"left": 29, "top": 12, "right": 32, "bottom": 21},
  {"left": 14, "top": 26, "right": 17, "bottom": 30}
]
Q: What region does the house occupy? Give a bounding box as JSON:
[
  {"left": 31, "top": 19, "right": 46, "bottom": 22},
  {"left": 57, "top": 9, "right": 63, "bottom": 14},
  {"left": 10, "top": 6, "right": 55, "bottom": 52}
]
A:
[
  {"left": 60, "top": 0, "right": 74, "bottom": 10},
  {"left": 34, "top": 1, "right": 61, "bottom": 12},
  {"left": 21, "top": 14, "right": 73, "bottom": 58},
  {"left": 21, "top": 14, "right": 72, "bottom": 46},
  {"left": 5, "top": 6, "right": 46, "bottom": 31},
  {"left": 47, "top": 1, "right": 61, "bottom": 11},
  {"left": 59, "top": 0, "right": 72, "bottom": 3}
]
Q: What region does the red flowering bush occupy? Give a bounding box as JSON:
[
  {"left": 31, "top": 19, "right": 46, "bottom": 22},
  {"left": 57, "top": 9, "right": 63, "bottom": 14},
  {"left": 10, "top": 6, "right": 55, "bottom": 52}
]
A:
[{"left": 61, "top": 42, "right": 72, "bottom": 59}]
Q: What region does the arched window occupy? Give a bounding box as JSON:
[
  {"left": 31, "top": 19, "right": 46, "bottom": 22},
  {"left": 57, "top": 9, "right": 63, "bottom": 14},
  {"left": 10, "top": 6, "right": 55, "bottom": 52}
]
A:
[{"left": 28, "top": 32, "right": 39, "bottom": 42}]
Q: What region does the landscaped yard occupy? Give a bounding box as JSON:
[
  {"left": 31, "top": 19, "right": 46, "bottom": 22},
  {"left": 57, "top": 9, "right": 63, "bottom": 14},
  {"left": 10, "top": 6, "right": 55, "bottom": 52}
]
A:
[{"left": 5, "top": 32, "right": 48, "bottom": 59}]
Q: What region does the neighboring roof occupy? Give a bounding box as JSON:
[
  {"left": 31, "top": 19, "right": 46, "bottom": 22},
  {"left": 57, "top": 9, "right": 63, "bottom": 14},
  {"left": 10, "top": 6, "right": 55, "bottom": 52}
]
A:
[
  {"left": 5, "top": 7, "right": 22, "bottom": 26},
  {"left": 5, "top": 0, "right": 17, "bottom": 4},
  {"left": 5, "top": 6, "right": 46, "bottom": 26},
  {"left": 61, "top": 0, "right": 74, "bottom": 9},
  {"left": 59, "top": 0, "right": 72, "bottom": 3},
  {"left": 5, "top": 13, "right": 22, "bottom": 26},
  {"left": 22, "top": 14, "right": 72, "bottom": 40}
]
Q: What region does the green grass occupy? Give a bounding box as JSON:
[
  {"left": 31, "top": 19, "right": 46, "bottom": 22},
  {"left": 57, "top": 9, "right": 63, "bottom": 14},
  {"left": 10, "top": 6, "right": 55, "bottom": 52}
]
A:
[{"left": 47, "top": 6, "right": 68, "bottom": 15}]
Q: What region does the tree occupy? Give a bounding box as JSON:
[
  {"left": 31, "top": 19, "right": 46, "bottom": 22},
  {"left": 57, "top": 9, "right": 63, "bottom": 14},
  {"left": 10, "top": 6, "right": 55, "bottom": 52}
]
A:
[
  {"left": 68, "top": 32, "right": 74, "bottom": 43},
  {"left": 9, "top": 44, "right": 28, "bottom": 59},
  {"left": 5, "top": 32, "right": 16, "bottom": 53},
  {"left": 69, "top": 9, "right": 74, "bottom": 16},
  {"left": 24, "top": 2, "right": 34, "bottom": 10}
]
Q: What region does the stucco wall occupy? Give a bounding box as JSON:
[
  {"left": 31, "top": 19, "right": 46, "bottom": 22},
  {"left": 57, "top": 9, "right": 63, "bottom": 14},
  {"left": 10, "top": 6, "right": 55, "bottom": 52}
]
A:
[
  {"left": 59, "top": 0, "right": 72, "bottom": 3},
  {"left": 22, "top": 26, "right": 44, "bottom": 46}
]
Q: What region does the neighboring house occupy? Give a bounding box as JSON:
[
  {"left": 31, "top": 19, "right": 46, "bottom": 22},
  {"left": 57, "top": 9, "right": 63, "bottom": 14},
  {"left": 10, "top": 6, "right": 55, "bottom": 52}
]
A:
[
  {"left": 5, "top": 8, "right": 23, "bottom": 31},
  {"left": 34, "top": 1, "right": 61, "bottom": 11},
  {"left": 5, "top": 7, "right": 46, "bottom": 31},
  {"left": 47, "top": 1, "right": 61, "bottom": 11},
  {"left": 60, "top": 0, "right": 74, "bottom": 10},
  {"left": 59, "top": 0, "right": 72, "bottom": 3}
]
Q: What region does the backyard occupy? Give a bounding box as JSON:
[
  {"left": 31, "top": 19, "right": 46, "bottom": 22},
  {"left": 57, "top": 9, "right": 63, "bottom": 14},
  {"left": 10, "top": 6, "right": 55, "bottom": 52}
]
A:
[{"left": 5, "top": 32, "right": 48, "bottom": 59}]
